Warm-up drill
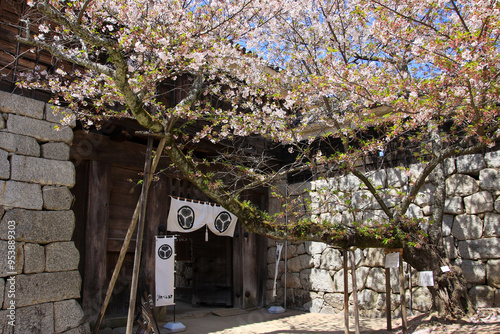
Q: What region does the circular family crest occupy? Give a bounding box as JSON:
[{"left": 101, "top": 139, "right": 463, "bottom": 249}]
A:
[
  {"left": 157, "top": 244, "right": 172, "bottom": 260},
  {"left": 214, "top": 211, "right": 232, "bottom": 233},
  {"left": 177, "top": 206, "right": 195, "bottom": 230}
]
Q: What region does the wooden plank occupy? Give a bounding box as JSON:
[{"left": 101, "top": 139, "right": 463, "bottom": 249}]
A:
[
  {"left": 71, "top": 161, "right": 89, "bottom": 277},
  {"left": 343, "top": 250, "right": 349, "bottom": 334},
  {"left": 83, "top": 161, "right": 111, "bottom": 323},
  {"left": 399, "top": 253, "right": 408, "bottom": 334},
  {"left": 350, "top": 250, "right": 360, "bottom": 334},
  {"left": 385, "top": 267, "right": 392, "bottom": 331}
]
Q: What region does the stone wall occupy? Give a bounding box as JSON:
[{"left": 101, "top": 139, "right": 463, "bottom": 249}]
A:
[
  {"left": 266, "top": 151, "right": 500, "bottom": 316},
  {"left": 0, "top": 91, "right": 89, "bottom": 333}
]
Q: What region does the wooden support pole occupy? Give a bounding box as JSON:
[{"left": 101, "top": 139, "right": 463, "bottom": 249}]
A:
[
  {"left": 343, "top": 250, "right": 349, "bottom": 334},
  {"left": 126, "top": 137, "right": 154, "bottom": 334},
  {"left": 93, "top": 136, "right": 167, "bottom": 334},
  {"left": 350, "top": 250, "right": 360, "bottom": 334},
  {"left": 399, "top": 253, "right": 408, "bottom": 334},
  {"left": 385, "top": 267, "right": 392, "bottom": 331}
]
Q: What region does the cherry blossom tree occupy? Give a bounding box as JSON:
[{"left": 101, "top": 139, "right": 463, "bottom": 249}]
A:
[{"left": 14, "top": 0, "right": 499, "bottom": 318}]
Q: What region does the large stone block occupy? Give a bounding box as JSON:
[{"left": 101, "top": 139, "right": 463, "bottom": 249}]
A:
[
  {"left": 354, "top": 288, "right": 379, "bottom": 310},
  {"left": 452, "top": 214, "right": 483, "bottom": 240},
  {"left": 456, "top": 154, "right": 485, "bottom": 173},
  {"left": 12, "top": 271, "right": 81, "bottom": 307},
  {"left": 444, "top": 197, "right": 464, "bottom": 215},
  {"left": 469, "top": 285, "right": 495, "bottom": 308},
  {"left": 456, "top": 259, "right": 486, "bottom": 284},
  {"left": 338, "top": 174, "right": 361, "bottom": 191},
  {"left": 442, "top": 214, "right": 454, "bottom": 237},
  {"left": 363, "top": 248, "right": 385, "bottom": 267},
  {"left": 446, "top": 174, "right": 479, "bottom": 197},
  {"left": 323, "top": 292, "right": 345, "bottom": 310},
  {"left": 41, "top": 142, "right": 71, "bottom": 161},
  {"left": 405, "top": 203, "right": 423, "bottom": 219},
  {"left": 414, "top": 183, "right": 436, "bottom": 207},
  {"left": 12, "top": 302, "right": 54, "bottom": 334},
  {"left": 352, "top": 190, "right": 380, "bottom": 210},
  {"left": 11, "top": 155, "right": 75, "bottom": 187},
  {"left": 365, "top": 267, "right": 386, "bottom": 293},
  {"left": 0, "top": 91, "right": 45, "bottom": 119},
  {"left": 0, "top": 149, "right": 9, "bottom": 179},
  {"left": 24, "top": 243, "right": 45, "bottom": 274},
  {"left": 7, "top": 114, "right": 73, "bottom": 144},
  {"left": 305, "top": 241, "right": 327, "bottom": 255},
  {"left": 309, "top": 268, "right": 334, "bottom": 292},
  {"left": 0, "top": 209, "right": 74, "bottom": 243},
  {"left": 42, "top": 186, "right": 74, "bottom": 210},
  {"left": 45, "top": 104, "right": 76, "bottom": 127},
  {"left": 484, "top": 213, "right": 500, "bottom": 237},
  {"left": 0, "top": 278, "right": 4, "bottom": 308},
  {"left": 443, "top": 236, "right": 458, "bottom": 259},
  {"left": 54, "top": 299, "right": 85, "bottom": 333},
  {"left": 61, "top": 323, "right": 91, "bottom": 334},
  {"left": 412, "top": 287, "right": 433, "bottom": 312},
  {"left": 387, "top": 167, "right": 408, "bottom": 188},
  {"left": 459, "top": 238, "right": 500, "bottom": 259},
  {"left": 0, "top": 240, "right": 24, "bottom": 277},
  {"left": 487, "top": 259, "right": 500, "bottom": 288},
  {"left": 332, "top": 266, "right": 369, "bottom": 293},
  {"left": 0, "top": 132, "right": 40, "bottom": 157},
  {"left": 480, "top": 168, "right": 500, "bottom": 191},
  {"left": 464, "top": 191, "right": 494, "bottom": 214},
  {"left": 0, "top": 180, "right": 43, "bottom": 210},
  {"left": 485, "top": 151, "right": 500, "bottom": 168},
  {"left": 286, "top": 254, "right": 312, "bottom": 273},
  {"left": 45, "top": 242, "right": 80, "bottom": 272},
  {"left": 362, "top": 170, "right": 387, "bottom": 189},
  {"left": 320, "top": 248, "right": 343, "bottom": 271},
  {"left": 284, "top": 273, "right": 301, "bottom": 288}
]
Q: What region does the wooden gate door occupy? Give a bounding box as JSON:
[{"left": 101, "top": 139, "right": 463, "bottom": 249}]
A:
[{"left": 190, "top": 228, "right": 233, "bottom": 307}]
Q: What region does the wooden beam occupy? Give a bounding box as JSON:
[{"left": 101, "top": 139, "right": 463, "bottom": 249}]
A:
[
  {"left": 350, "top": 250, "right": 360, "bottom": 334},
  {"left": 83, "top": 161, "right": 110, "bottom": 324},
  {"left": 343, "top": 250, "right": 349, "bottom": 334},
  {"left": 399, "top": 253, "right": 408, "bottom": 334},
  {"left": 385, "top": 267, "right": 392, "bottom": 331}
]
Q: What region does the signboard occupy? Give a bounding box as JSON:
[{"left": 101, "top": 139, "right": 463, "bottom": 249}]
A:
[
  {"left": 385, "top": 252, "right": 400, "bottom": 268},
  {"left": 155, "top": 236, "right": 175, "bottom": 306},
  {"left": 418, "top": 271, "right": 434, "bottom": 287}
]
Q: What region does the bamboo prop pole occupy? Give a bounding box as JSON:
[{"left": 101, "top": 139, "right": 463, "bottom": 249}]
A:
[
  {"left": 385, "top": 267, "right": 392, "bottom": 331},
  {"left": 350, "top": 250, "right": 360, "bottom": 334},
  {"left": 126, "top": 137, "right": 154, "bottom": 334},
  {"left": 343, "top": 250, "right": 349, "bottom": 334},
  {"left": 93, "top": 136, "right": 167, "bottom": 334},
  {"left": 399, "top": 253, "right": 408, "bottom": 334}
]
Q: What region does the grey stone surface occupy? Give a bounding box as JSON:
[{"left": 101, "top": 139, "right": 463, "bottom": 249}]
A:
[
  {"left": 0, "top": 277, "right": 4, "bottom": 305},
  {"left": 355, "top": 289, "right": 379, "bottom": 310},
  {"left": 45, "top": 241, "right": 80, "bottom": 272},
  {"left": 442, "top": 214, "right": 454, "bottom": 237},
  {"left": 415, "top": 183, "right": 436, "bottom": 207},
  {"left": 0, "top": 149, "right": 9, "bottom": 179},
  {"left": 496, "top": 198, "right": 500, "bottom": 213},
  {"left": 319, "top": 248, "right": 343, "bottom": 271},
  {"left": 452, "top": 214, "right": 483, "bottom": 240},
  {"left": 487, "top": 259, "right": 500, "bottom": 288},
  {"left": 386, "top": 168, "right": 408, "bottom": 188},
  {"left": 332, "top": 267, "right": 369, "bottom": 293},
  {"left": 444, "top": 157, "right": 456, "bottom": 175},
  {"left": 0, "top": 180, "right": 43, "bottom": 210},
  {"left": 0, "top": 209, "right": 75, "bottom": 243},
  {"left": 12, "top": 303, "right": 54, "bottom": 334},
  {"left": 464, "top": 191, "right": 494, "bottom": 214},
  {"left": 11, "top": 155, "right": 75, "bottom": 187},
  {"left": 24, "top": 243, "right": 45, "bottom": 274},
  {"left": 484, "top": 213, "right": 500, "bottom": 237},
  {"left": 459, "top": 237, "right": 500, "bottom": 259},
  {"left": 0, "top": 240, "right": 24, "bottom": 277},
  {"left": 456, "top": 259, "right": 486, "bottom": 284},
  {"left": 412, "top": 287, "right": 433, "bottom": 312},
  {"left": 405, "top": 203, "right": 423, "bottom": 219},
  {"left": 287, "top": 254, "right": 313, "bottom": 272},
  {"left": 468, "top": 285, "right": 495, "bottom": 308},
  {"left": 365, "top": 267, "right": 386, "bottom": 293},
  {"left": 14, "top": 271, "right": 81, "bottom": 307},
  {"left": 309, "top": 269, "right": 334, "bottom": 292},
  {"left": 0, "top": 113, "right": 4, "bottom": 129},
  {"left": 305, "top": 241, "right": 327, "bottom": 255},
  {"left": 457, "top": 154, "right": 485, "bottom": 173},
  {"left": 0, "top": 132, "right": 40, "bottom": 157},
  {"left": 41, "top": 142, "right": 71, "bottom": 161},
  {"left": 362, "top": 170, "right": 387, "bottom": 189},
  {"left": 0, "top": 91, "right": 45, "bottom": 119},
  {"left": 485, "top": 151, "right": 500, "bottom": 168},
  {"left": 7, "top": 114, "right": 73, "bottom": 144},
  {"left": 42, "top": 186, "right": 74, "bottom": 210},
  {"left": 352, "top": 190, "right": 380, "bottom": 210},
  {"left": 446, "top": 174, "right": 479, "bottom": 197},
  {"left": 408, "top": 163, "right": 425, "bottom": 183},
  {"left": 338, "top": 174, "right": 361, "bottom": 191},
  {"left": 45, "top": 104, "right": 76, "bottom": 127},
  {"left": 285, "top": 273, "right": 301, "bottom": 288},
  {"left": 363, "top": 248, "right": 385, "bottom": 267},
  {"left": 480, "top": 168, "right": 500, "bottom": 191},
  {"left": 62, "top": 323, "right": 91, "bottom": 334},
  {"left": 443, "top": 236, "right": 458, "bottom": 259},
  {"left": 323, "top": 292, "right": 344, "bottom": 310},
  {"left": 54, "top": 299, "right": 85, "bottom": 333},
  {"left": 444, "top": 197, "right": 464, "bottom": 215}
]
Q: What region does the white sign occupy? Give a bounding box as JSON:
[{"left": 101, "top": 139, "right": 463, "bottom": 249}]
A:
[
  {"left": 441, "top": 266, "right": 450, "bottom": 273},
  {"left": 155, "top": 236, "right": 175, "bottom": 306},
  {"left": 272, "top": 243, "right": 284, "bottom": 297},
  {"left": 418, "top": 271, "right": 434, "bottom": 287},
  {"left": 385, "top": 252, "right": 400, "bottom": 268}
]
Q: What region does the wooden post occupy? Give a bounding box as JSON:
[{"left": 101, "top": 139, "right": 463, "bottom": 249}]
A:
[
  {"left": 350, "top": 250, "right": 360, "bottom": 334},
  {"left": 385, "top": 267, "right": 392, "bottom": 331},
  {"left": 399, "top": 252, "right": 408, "bottom": 334},
  {"left": 93, "top": 137, "right": 166, "bottom": 334},
  {"left": 343, "top": 250, "right": 349, "bottom": 334},
  {"left": 126, "top": 137, "right": 154, "bottom": 334},
  {"left": 408, "top": 264, "right": 413, "bottom": 315}
]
